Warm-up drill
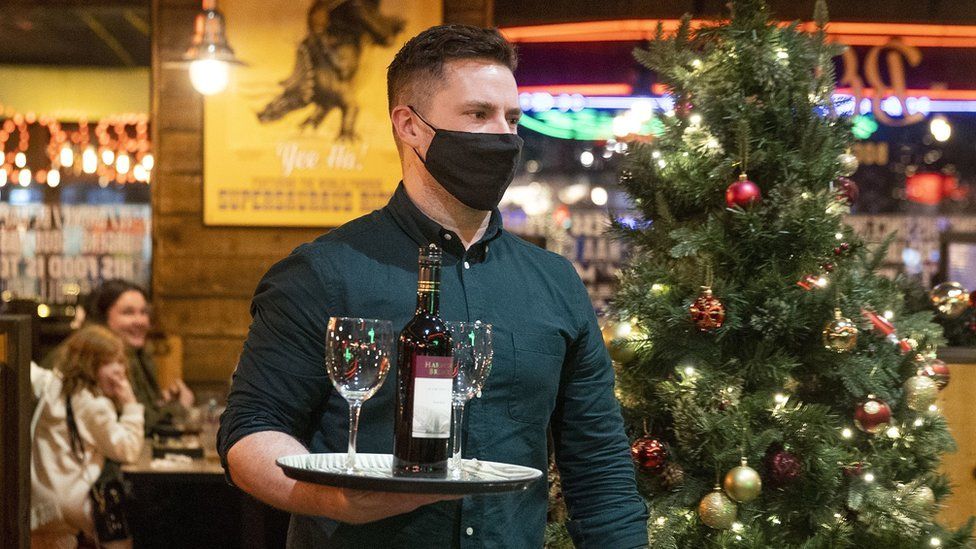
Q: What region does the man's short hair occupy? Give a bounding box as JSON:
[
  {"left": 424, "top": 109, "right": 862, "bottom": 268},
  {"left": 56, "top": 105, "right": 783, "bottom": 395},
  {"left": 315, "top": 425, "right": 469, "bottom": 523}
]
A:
[{"left": 387, "top": 24, "right": 517, "bottom": 112}]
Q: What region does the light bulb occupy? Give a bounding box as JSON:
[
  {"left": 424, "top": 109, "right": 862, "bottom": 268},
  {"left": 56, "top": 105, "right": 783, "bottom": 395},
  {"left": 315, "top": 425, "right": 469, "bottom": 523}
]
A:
[
  {"left": 83, "top": 147, "right": 98, "bottom": 174},
  {"left": 15, "top": 151, "right": 26, "bottom": 168},
  {"left": 189, "top": 59, "right": 230, "bottom": 95},
  {"left": 116, "top": 153, "right": 131, "bottom": 174},
  {"left": 101, "top": 149, "right": 115, "bottom": 166},
  {"left": 48, "top": 169, "right": 60, "bottom": 187},
  {"left": 579, "top": 150, "right": 594, "bottom": 168},
  {"left": 18, "top": 168, "right": 31, "bottom": 186},
  {"left": 0, "top": 167, "right": 6, "bottom": 186},
  {"left": 141, "top": 153, "right": 155, "bottom": 170},
  {"left": 60, "top": 145, "right": 74, "bottom": 167},
  {"left": 590, "top": 186, "right": 608, "bottom": 206},
  {"left": 930, "top": 116, "right": 951, "bottom": 142}
]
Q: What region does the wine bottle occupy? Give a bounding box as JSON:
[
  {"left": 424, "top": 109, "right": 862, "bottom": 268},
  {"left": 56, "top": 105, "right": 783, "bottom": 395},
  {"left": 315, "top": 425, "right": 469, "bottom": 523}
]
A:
[{"left": 394, "top": 243, "right": 453, "bottom": 477}]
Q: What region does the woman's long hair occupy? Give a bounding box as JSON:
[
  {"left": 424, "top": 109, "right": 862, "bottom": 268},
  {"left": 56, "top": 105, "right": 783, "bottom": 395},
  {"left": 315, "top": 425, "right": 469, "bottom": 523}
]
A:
[{"left": 54, "top": 325, "right": 126, "bottom": 459}]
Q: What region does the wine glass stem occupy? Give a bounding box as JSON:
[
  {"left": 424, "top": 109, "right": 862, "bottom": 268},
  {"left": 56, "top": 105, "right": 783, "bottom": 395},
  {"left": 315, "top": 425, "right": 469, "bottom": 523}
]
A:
[
  {"left": 347, "top": 400, "right": 363, "bottom": 473},
  {"left": 451, "top": 401, "right": 466, "bottom": 478}
]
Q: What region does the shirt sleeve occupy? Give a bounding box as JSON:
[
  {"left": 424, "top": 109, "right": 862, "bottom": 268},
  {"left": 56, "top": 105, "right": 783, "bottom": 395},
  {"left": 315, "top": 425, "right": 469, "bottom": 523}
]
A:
[
  {"left": 551, "top": 269, "right": 649, "bottom": 549},
  {"left": 73, "top": 392, "right": 145, "bottom": 464},
  {"left": 217, "top": 244, "right": 335, "bottom": 476}
]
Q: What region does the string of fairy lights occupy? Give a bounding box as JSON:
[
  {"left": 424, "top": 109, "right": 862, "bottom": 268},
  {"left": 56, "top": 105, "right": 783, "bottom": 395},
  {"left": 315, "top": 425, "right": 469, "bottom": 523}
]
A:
[{"left": 0, "top": 106, "right": 153, "bottom": 189}]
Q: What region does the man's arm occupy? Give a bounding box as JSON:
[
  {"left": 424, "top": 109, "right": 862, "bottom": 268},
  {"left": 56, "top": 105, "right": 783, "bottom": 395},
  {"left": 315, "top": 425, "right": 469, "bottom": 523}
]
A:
[
  {"left": 227, "top": 431, "right": 452, "bottom": 523},
  {"left": 551, "top": 270, "right": 649, "bottom": 548}
]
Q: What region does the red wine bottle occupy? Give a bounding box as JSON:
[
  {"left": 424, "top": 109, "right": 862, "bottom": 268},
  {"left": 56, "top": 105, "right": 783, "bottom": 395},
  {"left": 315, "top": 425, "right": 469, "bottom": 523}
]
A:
[{"left": 394, "top": 243, "right": 453, "bottom": 477}]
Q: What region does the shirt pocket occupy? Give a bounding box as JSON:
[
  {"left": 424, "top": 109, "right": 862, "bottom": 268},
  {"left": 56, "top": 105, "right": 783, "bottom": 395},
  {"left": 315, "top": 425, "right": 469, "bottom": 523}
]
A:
[{"left": 509, "top": 332, "right": 566, "bottom": 425}]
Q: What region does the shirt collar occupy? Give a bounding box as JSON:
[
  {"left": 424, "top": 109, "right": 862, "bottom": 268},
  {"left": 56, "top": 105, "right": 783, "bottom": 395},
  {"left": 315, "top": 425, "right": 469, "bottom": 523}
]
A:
[{"left": 385, "top": 182, "right": 503, "bottom": 253}]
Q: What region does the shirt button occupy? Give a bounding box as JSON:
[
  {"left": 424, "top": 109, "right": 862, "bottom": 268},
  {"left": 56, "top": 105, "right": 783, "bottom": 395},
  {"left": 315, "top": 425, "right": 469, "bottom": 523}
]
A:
[
  {"left": 444, "top": 233, "right": 452, "bottom": 240},
  {"left": 464, "top": 261, "right": 470, "bottom": 269},
  {"left": 465, "top": 527, "right": 474, "bottom": 536}
]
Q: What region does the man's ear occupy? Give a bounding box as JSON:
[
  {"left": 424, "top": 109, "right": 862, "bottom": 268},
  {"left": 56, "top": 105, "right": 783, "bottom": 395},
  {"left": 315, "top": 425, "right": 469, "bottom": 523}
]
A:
[{"left": 391, "top": 105, "right": 427, "bottom": 151}]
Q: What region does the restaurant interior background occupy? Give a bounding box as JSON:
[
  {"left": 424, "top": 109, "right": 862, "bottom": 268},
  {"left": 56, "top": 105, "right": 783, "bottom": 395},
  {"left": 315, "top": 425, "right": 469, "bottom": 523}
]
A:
[{"left": 3, "top": 0, "right": 976, "bottom": 547}]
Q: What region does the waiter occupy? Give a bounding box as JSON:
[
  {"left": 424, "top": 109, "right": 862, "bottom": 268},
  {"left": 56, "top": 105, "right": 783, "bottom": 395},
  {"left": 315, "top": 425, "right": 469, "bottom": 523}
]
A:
[{"left": 218, "top": 24, "right": 648, "bottom": 548}]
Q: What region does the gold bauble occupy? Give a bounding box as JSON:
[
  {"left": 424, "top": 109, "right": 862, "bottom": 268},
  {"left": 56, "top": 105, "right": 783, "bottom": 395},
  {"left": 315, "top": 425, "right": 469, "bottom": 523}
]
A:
[
  {"left": 838, "top": 151, "right": 859, "bottom": 176},
  {"left": 904, "top": 375, "right": 938, "bottom": 411},
  {"left": 601, "top": 319, "right": 638, "bottom": 364},
  {"left": 822, "top": 308, "right": 859, "bottom": 353},
  {"left": 723, "top": 459, "right": 762, "bottom": 503},
  {"left": 930, "top": 282, "right": 970, "bottom": 318},
  {"left": 698, "top": 487, "right": 737, "bottom": 529}
]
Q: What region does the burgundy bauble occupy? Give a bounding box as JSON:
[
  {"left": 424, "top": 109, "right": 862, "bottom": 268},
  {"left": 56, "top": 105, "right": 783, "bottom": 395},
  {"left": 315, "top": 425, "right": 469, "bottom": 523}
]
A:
[
  {"left": 833, "top": 177, "right": 860, "bottom": 205},
  {"left": 765, "top": 449, "right": 802, "bottom": 486},
  {"left": 631, "top": 436, "right": 669, "bottom": 474},
  {"left": 842, "top": 462, "right": 864, "bottom": 478},
  {"left": 833, "top": 242, "right": 851, "bottom": 256},
  {"left": 689, "top": 287, "right": 726, "bottom": 331},
  {"left": 922, "top": 358, "right": 950, "bottom": 390},
  {"left": 854, "top": 396, "right": 891, "bottom": 434},
  {"left": 725, "top": 175, "right": 762, "bottom": 208}
]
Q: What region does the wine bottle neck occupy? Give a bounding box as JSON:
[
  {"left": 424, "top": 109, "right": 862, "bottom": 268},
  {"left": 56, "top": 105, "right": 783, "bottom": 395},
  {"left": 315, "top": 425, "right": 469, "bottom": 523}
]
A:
[{"left": 416, "top": 264, "right": 440, "bottom": 315}]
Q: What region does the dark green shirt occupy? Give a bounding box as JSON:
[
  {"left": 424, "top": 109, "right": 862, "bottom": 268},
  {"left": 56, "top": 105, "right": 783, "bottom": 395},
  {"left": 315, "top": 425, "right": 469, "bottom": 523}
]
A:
[{"left": 218, "top": 184, "right": 648, "bottom": 548}]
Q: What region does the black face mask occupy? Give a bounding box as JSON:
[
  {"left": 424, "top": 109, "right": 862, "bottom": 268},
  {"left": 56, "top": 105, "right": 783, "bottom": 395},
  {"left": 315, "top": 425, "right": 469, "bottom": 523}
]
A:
[{"left": 409, "top": 105, "right": 523, "bottom": 211}]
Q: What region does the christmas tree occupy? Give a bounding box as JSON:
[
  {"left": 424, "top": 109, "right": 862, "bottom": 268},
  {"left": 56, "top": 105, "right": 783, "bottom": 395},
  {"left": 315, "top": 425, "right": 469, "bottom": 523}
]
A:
[{"left": 562, "top": 0, "right": 976, "bottom": 547}]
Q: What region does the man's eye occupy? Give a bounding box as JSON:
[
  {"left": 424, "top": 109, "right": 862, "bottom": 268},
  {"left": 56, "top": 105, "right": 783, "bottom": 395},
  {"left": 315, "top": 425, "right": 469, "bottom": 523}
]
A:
[
  {"left": 509, "top": 118, "right": 521, "bottom": 125},
  {"left": 470, "top": 111, "right": 487, "bottom": 119}
]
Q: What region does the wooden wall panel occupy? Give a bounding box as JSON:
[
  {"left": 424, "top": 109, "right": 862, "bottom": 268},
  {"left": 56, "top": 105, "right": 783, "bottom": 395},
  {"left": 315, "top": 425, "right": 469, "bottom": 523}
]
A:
[
  {"left": 151, "top": 0, "right": 490, "bottom": 385},
  {"left": 938, "top": 361, "right": 976, "bottom": 528}
]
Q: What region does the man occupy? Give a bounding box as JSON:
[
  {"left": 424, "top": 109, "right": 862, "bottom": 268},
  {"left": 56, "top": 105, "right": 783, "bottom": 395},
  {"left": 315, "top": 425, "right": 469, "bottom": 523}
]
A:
[{"left": 218, "top": 24, "right": 648, "bottom": 548}]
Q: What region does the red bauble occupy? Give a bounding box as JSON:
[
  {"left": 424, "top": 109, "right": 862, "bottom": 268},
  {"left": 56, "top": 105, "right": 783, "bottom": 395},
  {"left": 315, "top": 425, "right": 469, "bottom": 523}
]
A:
[
  {"left": 765, "top": 448, "right": 802, "bottom": 486},
  {"left": 842, "top": 462, "right": 864, "bottom": 478},
  {"left": 690, "top": 287, "right": 726, "bottom": 331},
  {"left": 854, "top": 396, "right": 891, "bottom": 434},
  {"left": 631, "top": 436, "right": 669, "bottom": 474},
  {"left": 922, "top": 358, "right": 950, "bottom": 390},
  {"left": 833, "top": 243, "right": 851, "bottom": 256},
  {"left": 725, "top": 175, "right": 762, "bottom": 208},
  {"left": 833, "top": 177, "right": 860, "bottom": 205}
]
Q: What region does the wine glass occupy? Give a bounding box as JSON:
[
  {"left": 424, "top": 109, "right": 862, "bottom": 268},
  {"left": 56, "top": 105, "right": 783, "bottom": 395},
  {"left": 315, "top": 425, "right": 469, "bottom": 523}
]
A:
[
  {"left": 325, "top": 317, "right": 394, "bottom": 473},
  {"left": 446, "top": 321, "right": 493, "bottom": 479}
]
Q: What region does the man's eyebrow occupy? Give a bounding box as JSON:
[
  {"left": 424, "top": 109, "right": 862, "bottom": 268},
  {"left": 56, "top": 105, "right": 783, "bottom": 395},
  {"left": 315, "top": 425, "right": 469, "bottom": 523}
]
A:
[{"left": 460, "top": 100, "right": 497, "bottom": 110}]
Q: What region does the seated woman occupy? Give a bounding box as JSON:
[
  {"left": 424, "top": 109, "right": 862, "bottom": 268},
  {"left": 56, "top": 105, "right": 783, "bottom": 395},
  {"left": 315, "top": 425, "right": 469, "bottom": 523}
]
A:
[
  {"left": 86, "top": 280, "right": 194, "bottom": 435},
  {"left": 31, "top": 325, "right": 145, "bottom": 549}
]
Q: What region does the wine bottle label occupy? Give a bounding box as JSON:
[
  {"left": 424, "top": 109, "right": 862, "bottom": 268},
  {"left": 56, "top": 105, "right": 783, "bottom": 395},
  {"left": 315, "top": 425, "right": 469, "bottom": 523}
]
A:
[{"left": 411, "top": 355, "right": 453, "bottom": 439}]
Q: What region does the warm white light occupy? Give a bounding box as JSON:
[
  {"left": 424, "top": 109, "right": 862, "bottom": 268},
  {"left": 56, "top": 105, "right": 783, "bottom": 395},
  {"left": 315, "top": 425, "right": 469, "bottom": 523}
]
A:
[
  {"left": 60, "top": 145, "right": 74, "bottom": 167},
  {"left": 14, "top": 152, "right": 26, "bottom": 168},
  {"left": 863, "top": 472, "right": 875, "bottom": 483},
  {"left": 651, "top": 283, "right": 666, "bottom": 294},
  {"left": 651, "top": 150, "right": 661, "bottom": 159},
  {"left": 18, "top": 168, "right": 31, "bottom": 186},
  {"left": 774, "top": 393, "right": 789, "bottom": 405},
  {"left": 590, "top": 186, "right": 608, "bottom": 206},
  {"left": 655, "top": 517, "right": 667, "bottom": 526},
  {"left": 731, "top": 522, "right": 744, "bottom": 532},
  {"left": 631, "top": 99, "right": 654, "bottom": 122},
  {"left": 883, "top": 310, "right": 895, "bottom": 320},
  {"left": 928, "top": 404, "right": 939, "bottom": 413},
  {"left": 930, "top": 116, "right": 951, "bottom": 142},
  {"left": 0, "top": 168, "right": 6, "bottom": 187},
  {"left": 835, "top": 232, "right": 844, "bottom": 240},
  {"left": 141, "top": 153, "right": 155, "bottom": 170},
  {"left": 48, "top": 169, "right": 60, "bottom": 187},
  {"left": 886, "top": 426, "right": 901, "bottom": 439},
  {"left": 37, "top": 304, "right": 50, "bottom": 318},
  {"left": 190, "top": 59, "right": 230, "bottom": 95},
  {"left": 683, "top": 366, "right": 696, "bottom": 378},
  {"left": 133, "top": 164, "right": 149, "bottom": 182},
  {"left": 82, "top": 147, "right": 98, "bottom": 174},
  {"left": 914, "top": 418, "right": 925, "bottom": 427},
  {"left": 689, "top": 113, "right": 702, "bottom": 126},
  {"left": 579, "top": 150, "right": 594, "bottom": 168},
  {"left": 776, "top": 48, "right": 789, "bottom": 60},
  {"left": 116, "top": 153, "right": 131, "bottom": 174},
  {"left": 691, "top": 58, "right": 703, "bottom": 69},
  {"left": 815, "top": 276, "right": 829, "bottom": 288},
  {"left": 931, "top": 537, "right": 942, "bottom": 547},
  {"left": 657, "top": 159, "right": 667, "bottom": 169},
  {"left": 841, "top": 428, "right": 854, "bottom": 439}
]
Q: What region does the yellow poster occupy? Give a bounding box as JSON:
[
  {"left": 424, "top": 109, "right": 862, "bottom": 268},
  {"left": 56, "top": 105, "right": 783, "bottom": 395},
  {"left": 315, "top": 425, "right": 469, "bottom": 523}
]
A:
[{"left": 204, "top": 0, "right": 441, "bottom": 226}]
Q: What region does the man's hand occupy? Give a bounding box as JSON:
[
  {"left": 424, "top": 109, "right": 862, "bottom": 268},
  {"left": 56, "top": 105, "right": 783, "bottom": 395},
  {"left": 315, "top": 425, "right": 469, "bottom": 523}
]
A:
[{"left": 226, "top": 431, "right": 460, "bottom": 523}]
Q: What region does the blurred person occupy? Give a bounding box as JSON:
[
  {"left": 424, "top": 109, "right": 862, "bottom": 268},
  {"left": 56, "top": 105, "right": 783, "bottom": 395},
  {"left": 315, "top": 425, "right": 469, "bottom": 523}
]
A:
[
  {"left": 86, "top": 279, "right": 194, "bottom": 434},
  {"left": 30, "top": 325, "right": 144, "bottom": 549}
]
